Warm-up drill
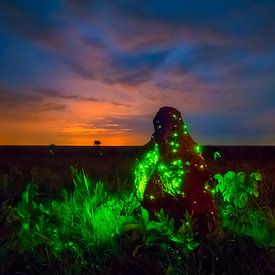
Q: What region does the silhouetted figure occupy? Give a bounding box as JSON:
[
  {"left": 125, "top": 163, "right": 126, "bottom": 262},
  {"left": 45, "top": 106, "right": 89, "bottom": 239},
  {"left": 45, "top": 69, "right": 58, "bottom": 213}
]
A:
[{"left": 135, "top": 106, "right": 216, "bottom": 234}]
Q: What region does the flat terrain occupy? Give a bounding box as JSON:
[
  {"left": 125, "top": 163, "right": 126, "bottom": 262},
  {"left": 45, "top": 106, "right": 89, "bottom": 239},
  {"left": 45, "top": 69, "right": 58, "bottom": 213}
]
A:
[
  {"left": 0, "top": 146, "right": 275, "bottom": 202},
  {"left": 0, "top": 146, "right": 274, "bottom": 274}
]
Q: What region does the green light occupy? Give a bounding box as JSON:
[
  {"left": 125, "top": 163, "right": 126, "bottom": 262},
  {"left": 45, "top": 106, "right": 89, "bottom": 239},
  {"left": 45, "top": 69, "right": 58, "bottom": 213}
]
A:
[
  {"left": 214, "top": 151, "right": 221, "bottom": 159},
  {"left": 194, "top": 145, "right": 202, "bottom": 154},
  {"left": 134, "top": 143, "right": 186, "bottom": 198},
  {"left": 183, "top": 124, "right": 188, "bottom": 135},
  {"left": 172, "top": 133, "right": 178, "bottom": 138},
  {"left": 134, "top": 144, "right": 160, "bottom": 200},
  {"left": 211, "top": 171, "right": 272, "bottom": 247},
  {"left": 149, "top": 195, "right": 155, "bottom": 200},
  {"left": 172, "top": 114, "right": 177, "bottom": 119}
]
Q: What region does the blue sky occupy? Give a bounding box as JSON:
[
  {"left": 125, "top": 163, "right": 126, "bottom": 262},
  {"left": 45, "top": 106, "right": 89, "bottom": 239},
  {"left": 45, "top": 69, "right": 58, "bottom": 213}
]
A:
[{"left": 0, "top": 0, "right": 274, "bottom": 145}]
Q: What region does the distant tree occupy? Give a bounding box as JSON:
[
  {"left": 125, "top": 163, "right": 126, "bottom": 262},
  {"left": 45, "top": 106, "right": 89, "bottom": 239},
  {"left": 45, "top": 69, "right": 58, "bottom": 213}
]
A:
[{"left": 93, "top": 140, "right": 101, "bottom": 146}]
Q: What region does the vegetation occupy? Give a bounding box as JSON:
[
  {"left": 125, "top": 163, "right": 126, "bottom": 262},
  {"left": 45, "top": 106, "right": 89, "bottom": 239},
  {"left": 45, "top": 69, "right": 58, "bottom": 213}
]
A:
[{"left": 0, "top": 151, "right": 274, "bottom": 274}]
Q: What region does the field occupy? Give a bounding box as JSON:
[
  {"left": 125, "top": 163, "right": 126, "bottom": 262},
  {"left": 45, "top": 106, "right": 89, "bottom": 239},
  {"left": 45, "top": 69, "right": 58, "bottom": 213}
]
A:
[{"left": 0, "top": 146, "right": 274, "bottom": 274}]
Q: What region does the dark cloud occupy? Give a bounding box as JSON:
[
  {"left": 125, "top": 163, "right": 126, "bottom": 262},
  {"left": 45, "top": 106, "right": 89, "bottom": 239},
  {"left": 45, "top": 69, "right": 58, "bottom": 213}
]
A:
[
  {"left": 0, "top": 0, "right": 66, "bottom": 49},
  {"left": 36, "top": 88, "right": 132, "bottom": 107},
  {"left": 0, "top": 0, "right": 274, "bottom": 144},
  {"left": 0, "top": 84, "right": 67, "bottom": 113},
  {"left": 89, "top": 114, "right": 154, "bottom": 134}
]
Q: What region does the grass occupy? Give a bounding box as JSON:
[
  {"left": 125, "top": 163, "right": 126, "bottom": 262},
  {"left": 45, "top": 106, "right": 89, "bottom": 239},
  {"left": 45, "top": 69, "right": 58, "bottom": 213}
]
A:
[{"left": 0, "top": 146, "right": 274, "bottom": 274}]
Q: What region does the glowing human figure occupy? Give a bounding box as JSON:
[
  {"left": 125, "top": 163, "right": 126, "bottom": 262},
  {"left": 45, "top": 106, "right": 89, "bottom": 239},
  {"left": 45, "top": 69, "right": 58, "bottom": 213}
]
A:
[{"left": 134, "top": 107, "right": 216, "bottom": 232}]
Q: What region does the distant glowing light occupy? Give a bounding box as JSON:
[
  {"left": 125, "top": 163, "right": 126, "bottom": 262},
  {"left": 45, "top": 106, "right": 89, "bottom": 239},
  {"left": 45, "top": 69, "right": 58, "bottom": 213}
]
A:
[{"left": 214, "top": 151, "right": 221, "bottom": 159}]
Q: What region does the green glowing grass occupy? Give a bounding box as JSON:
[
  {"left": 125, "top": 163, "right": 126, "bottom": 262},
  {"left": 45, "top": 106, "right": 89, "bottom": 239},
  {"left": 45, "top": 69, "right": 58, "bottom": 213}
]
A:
[
  {"left": 211, "top": 171, "right": 274, "bottom": 247},
  {"left": 15, "top": 167, "right": 199, "bottom": 273}
]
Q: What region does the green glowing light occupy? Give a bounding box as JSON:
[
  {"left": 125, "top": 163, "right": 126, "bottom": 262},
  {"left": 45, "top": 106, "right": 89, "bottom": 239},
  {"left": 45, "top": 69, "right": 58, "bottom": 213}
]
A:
[
  {"left": 134, "top": 144, "right": 160, "bottom": 200},
  {"left": 211, "top": 171, "right": 272, "bottom": 247},
  {"left": 172, "top": 133, "right": 178, "bottom": 138},
  {"left": 134, "top": 144, "right": 185, "bottom": 199},
  {"left": 214, "top": 151, "right": 221, "bottom": 159},
  {"left": 194, "top": 145, "right": 202, "bottom": 154},
  {"left": 183, "top": 124, "right": 188, "bottom": 135},
  {"left": 204, "top": 183, "right": 209, "bottom": 191},
  {"left": 172, "top": 114, "right": 177, "bottom": 119},
  {"left": 149, "top": 195, "right": 155, "bottom": 200}
]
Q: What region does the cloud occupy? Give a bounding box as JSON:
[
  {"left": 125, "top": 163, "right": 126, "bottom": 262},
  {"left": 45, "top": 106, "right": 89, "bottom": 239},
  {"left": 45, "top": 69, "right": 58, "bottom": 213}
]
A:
[
  {"left": 36, "top": 88, "right": 132, "bottom": 107},
  {"left": 0, "top": 0, "right": 274, "bottom": 144},
  {"left": 0, "top": 84, "right": 67, "bottom": 114},
  {"left": 0, "top": 1, "right": 67, "bottom": 50}
]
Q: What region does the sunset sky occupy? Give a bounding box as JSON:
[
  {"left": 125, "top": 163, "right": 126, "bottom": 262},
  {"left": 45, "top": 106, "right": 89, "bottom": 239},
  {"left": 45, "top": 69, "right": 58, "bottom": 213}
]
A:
[{"left": 0, "top": 0, "right": 274, "bottom": 145}]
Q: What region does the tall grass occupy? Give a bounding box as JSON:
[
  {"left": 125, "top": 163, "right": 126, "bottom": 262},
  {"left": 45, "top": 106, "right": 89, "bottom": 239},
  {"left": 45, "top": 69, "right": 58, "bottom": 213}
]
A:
[{"left": 13, "top": 167, "right": 198, "bottom": 273}]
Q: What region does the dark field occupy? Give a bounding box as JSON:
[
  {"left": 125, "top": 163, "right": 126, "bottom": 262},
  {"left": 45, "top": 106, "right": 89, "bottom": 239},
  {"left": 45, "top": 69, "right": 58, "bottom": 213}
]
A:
[
  {"left": 0, "top": 146, "right": 275, "bottom": 274},
  {"left": 1, "top": 145, "right": 275, "bottom": 201}
]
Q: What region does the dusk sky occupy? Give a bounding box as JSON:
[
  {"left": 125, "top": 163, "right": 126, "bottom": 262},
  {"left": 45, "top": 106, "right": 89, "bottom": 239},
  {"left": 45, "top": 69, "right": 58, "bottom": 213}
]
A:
[{"left": 0, "top": 0, "right": 274, "bottom": 145}]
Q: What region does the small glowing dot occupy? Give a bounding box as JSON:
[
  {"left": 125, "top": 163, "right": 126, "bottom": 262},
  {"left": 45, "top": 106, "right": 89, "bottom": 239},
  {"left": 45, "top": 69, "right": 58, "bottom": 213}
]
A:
[{"left": 194, "top": 145, "right": 202, "bottom": 154}]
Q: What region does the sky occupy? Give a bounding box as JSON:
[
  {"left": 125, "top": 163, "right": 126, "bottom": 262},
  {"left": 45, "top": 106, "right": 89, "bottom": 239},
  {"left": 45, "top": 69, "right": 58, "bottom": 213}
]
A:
[{"left": 0, "top": 0, "right": 274, "bottom": 146}]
